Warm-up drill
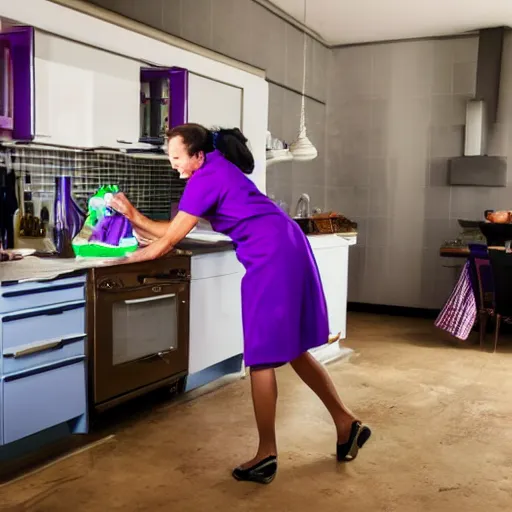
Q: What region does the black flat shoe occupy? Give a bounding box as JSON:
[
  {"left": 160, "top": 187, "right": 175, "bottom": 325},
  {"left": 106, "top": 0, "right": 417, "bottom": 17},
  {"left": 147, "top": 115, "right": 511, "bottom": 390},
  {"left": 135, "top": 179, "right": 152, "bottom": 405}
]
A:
[
  {"left": 337, "top": 421, "right": 372, "bottom": 462},
  {"left": 232, "top": 456, "right": 277, "bottom": 484}
]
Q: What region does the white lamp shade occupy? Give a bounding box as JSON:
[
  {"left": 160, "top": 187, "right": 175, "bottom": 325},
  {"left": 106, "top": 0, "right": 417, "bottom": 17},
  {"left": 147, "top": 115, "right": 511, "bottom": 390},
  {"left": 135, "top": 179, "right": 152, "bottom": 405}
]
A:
[{"left": 289, "top": 130, "right": 318, "bottom": 161}]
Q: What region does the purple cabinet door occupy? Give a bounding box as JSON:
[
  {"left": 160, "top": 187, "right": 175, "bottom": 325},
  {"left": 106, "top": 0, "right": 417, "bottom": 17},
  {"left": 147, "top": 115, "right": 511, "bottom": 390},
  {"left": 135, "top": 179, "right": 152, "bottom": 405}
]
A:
[{"left": 0, "top": 26, "right": 34, "bottom": 140}]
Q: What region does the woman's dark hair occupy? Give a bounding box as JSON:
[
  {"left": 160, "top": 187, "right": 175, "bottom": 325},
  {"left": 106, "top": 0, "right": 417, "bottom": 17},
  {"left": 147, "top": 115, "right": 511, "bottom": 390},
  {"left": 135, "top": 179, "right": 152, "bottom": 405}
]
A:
[{"left": 166, "top": 123, "right": 255, "bottom": 174}]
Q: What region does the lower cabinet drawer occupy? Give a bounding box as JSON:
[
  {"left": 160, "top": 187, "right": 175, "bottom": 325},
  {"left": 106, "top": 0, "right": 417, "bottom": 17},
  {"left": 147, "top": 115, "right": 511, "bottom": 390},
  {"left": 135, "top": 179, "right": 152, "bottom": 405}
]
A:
[
  {"left": 2, "top": 335, "right": 86, "bottom": 375},
  {"left": 0, "top": 275, "right": 86, "bottom": 314},
  {"left": 3, "top": 358, "right": 86, "bottom": 445},
  {"left": 1, "top": 301, "right": 86, "bottom": 353}
]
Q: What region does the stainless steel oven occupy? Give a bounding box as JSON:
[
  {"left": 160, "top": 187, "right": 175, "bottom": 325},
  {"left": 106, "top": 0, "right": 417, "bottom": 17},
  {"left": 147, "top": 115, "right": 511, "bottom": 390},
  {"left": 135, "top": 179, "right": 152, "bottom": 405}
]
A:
[{"left": 87, "top": 255, "right": 190, "bottom": 412}]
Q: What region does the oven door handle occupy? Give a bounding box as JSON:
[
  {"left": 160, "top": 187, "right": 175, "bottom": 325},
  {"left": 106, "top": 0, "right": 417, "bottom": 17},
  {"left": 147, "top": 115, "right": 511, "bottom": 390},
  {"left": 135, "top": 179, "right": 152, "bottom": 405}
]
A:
[
  {"left": 123, "top": 293, "right": 176, "bottom": 305},
  {"left": 141, "top": 277, "right": 187, "bottom": 285},
  {"left": 131, "top": 349, "right": 175, "bottom": 365},
  {"left": 99, "top": 282, "right": 185, "bottom": 294}
]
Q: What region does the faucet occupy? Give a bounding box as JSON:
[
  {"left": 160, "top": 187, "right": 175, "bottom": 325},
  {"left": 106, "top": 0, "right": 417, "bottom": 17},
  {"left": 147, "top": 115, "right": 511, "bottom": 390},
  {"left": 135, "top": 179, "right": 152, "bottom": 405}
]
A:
[{"left": 295, "top": 193, "right": 311, "bottom": 218}]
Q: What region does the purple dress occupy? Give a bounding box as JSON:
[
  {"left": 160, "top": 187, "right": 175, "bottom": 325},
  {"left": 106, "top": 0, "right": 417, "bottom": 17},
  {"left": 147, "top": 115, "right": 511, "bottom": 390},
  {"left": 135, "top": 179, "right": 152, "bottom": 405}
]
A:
[{"left": 179, "top": 150, "right": 329, "bottom": 367}]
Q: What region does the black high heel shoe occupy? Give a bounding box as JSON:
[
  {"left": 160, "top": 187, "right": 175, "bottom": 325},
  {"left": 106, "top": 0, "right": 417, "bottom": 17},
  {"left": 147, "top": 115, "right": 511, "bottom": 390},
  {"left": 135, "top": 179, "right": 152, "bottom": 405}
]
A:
[
  {"left": 232, "top": 456, "right": 277, "bottom": 484},
  {"left": 337, "top": 421, "right": 372, "bottom": 462}
]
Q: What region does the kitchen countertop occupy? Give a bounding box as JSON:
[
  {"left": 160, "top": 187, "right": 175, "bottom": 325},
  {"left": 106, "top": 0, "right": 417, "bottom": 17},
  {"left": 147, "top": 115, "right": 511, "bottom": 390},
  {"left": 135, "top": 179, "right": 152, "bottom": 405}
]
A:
[
  {"left": 0, "top": 237, "right": 236, "bottom": 283},
  {"left": 0, "top": 248, "right": 193, "bottom": 284},
  {"left": 0, "top": 232, "right": 354, "bottom": 284}
]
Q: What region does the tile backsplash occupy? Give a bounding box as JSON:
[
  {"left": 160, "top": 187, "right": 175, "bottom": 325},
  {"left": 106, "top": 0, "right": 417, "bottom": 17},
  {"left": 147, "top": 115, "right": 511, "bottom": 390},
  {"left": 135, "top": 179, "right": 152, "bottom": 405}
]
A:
[{"left": 4, "top": 145, "right": 182, "bottom": 220}]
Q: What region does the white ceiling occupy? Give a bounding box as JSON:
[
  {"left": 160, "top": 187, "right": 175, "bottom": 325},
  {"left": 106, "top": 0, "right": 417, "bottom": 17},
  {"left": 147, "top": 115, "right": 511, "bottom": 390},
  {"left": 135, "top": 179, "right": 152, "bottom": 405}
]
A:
[{"left": 268, "top": 0, "right": 512, "bottom": 45}]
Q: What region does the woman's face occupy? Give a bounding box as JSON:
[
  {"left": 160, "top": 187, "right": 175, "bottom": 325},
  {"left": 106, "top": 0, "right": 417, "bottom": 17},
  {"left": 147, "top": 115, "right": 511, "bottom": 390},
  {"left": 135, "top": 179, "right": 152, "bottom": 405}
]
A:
[{"left": 168, "top": 136, "right": 204, "bottom": 179}]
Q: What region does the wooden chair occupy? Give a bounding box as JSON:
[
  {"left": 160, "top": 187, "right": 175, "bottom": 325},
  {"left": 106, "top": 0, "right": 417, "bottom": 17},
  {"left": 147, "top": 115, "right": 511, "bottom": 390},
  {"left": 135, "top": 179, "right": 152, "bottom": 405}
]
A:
[
  {"left": 467, "top": 244, "right": 495, "bottom": 349},
  {"left": 487, "top": 247, "right": 512, "bottom": 352}
]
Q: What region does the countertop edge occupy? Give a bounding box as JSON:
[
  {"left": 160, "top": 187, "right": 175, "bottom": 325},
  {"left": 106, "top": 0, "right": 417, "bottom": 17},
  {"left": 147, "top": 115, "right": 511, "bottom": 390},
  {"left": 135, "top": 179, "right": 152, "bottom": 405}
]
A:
[{"left": 1, "top": 232, "right": 356, "bottom": 283}]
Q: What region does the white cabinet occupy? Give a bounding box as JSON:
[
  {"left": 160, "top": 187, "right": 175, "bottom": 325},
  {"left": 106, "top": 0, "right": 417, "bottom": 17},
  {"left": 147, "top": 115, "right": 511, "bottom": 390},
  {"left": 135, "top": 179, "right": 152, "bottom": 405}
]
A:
[
  {"left": 34, "top": 31, "right": 141, "bottom": 147},
  {"left": 188, "top": 251, "right": 245, "bottom": 374},
  {"left": 308, "top": 235, "right": 355, "bottom": 341},
  {"left": 187, "top": 73, "right": 243, "bottom": 129},
  {"left": 34, "top": 58, "right": 94, "bottom": 146},
  {"left": 312, "top": 245, "right": 349, "bottom": 340},
  {"left": 90, "top": 69, "right": 140, "bottom": 146}
]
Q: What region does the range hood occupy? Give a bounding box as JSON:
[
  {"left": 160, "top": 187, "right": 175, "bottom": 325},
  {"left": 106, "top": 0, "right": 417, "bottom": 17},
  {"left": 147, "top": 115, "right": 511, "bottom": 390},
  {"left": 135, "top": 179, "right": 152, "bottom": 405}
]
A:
[{"left": 448, "top": 27, "right": 507, "bottom": 187}]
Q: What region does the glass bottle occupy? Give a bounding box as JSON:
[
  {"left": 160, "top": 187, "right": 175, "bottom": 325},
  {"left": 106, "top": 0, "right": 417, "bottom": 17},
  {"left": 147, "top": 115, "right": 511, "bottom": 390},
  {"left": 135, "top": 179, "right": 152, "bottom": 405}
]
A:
[{"left": 53, "top": 176, "right": 83, "bottom": 258}]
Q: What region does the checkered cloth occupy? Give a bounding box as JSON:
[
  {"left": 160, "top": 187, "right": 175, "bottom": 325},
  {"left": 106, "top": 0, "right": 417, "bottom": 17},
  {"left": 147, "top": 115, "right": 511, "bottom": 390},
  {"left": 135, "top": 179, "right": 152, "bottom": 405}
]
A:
[{"left": 435, "top": 261, "right": 477, "bottom": 340}]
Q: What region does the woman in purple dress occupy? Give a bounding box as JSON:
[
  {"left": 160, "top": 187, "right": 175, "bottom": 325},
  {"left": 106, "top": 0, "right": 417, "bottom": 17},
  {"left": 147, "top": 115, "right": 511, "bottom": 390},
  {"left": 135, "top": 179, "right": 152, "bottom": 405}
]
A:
[{"left": 110, "top": 123, "right": 371, "bottom": 484}]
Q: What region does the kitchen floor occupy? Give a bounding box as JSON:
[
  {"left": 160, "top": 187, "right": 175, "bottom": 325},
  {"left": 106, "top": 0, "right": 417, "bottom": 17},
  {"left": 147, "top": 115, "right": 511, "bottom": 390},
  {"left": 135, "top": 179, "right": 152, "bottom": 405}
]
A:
[{"left": 1, "top": 313, "right": 512, "bottom": 512}]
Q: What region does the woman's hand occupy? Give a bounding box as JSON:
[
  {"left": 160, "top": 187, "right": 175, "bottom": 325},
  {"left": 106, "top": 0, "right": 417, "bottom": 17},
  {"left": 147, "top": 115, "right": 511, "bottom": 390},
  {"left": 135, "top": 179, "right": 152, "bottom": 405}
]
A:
[
  {"left": 125, "top": 235, "right": 174, "bottom": 263},
  {"left": 108, "top": 192, "right": 137, "bottom": 220},
  {"left": 123, "top": 211, "right": 199, "bottom": 263}
]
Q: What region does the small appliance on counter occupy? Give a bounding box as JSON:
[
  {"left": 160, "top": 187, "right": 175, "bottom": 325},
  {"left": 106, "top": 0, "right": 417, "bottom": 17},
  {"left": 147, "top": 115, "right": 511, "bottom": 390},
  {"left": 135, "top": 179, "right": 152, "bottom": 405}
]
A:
[
  {"left": 12, "top": 172, "right": 56, "bottom": 253},
  {"left": 71, "top": 185, "right": 137, "bottom": 258}
]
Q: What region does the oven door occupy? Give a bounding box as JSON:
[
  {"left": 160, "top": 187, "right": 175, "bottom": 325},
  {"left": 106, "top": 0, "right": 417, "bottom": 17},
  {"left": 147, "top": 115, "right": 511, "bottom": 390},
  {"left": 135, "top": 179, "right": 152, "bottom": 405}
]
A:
[{"left": 93, "top": 280, "right": 189, "bottom": 406}]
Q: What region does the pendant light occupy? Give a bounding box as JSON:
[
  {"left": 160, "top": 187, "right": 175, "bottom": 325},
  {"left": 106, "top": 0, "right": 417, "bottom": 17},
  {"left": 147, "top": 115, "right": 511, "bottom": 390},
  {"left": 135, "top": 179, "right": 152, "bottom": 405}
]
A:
[{"left": 289, "top": 0, "right": 318, "bottom": 162}]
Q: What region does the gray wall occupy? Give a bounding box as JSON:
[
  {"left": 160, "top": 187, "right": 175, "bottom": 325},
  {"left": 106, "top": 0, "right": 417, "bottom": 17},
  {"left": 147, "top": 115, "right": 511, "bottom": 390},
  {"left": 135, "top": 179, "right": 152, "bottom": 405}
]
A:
[
  {"left": 85, "top": 0, "right": 330, "bottom": 215},
  {"left": 328, "top": 34, "right": 512, "bottom": 308}
]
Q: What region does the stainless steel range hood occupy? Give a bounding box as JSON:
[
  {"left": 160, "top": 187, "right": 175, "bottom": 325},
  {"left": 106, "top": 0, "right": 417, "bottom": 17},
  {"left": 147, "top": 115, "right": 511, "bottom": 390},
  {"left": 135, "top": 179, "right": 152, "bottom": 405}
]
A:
[{"left": 448, "top": 27, "right": 507, "bottom": 187}]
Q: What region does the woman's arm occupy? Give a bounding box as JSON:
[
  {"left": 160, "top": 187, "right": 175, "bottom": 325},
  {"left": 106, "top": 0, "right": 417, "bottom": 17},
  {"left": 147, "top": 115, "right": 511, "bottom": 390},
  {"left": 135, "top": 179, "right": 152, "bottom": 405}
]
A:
[{"left": 125, "top": 211, "right": 199, "bottom": 262}]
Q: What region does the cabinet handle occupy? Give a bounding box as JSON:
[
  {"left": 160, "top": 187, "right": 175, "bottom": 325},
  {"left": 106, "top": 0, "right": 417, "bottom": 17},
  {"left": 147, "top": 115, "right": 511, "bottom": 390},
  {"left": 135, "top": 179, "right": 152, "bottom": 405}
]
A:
[
  {"left": 4, "top": 355, "right": 85, "bottom": 382},
  {"left": 0, "top": 272, "right": 84, "bottom": 288},
  {"left": 12, "top": 340, "right": 63, "bottom": 358},
  {"left": 3, "top": 334, "right": 85, "bottom": 359},
  {"left": 2, "top": 282, "right": 83, "bottom": 298},
  {"left": 2, "top": 301, "right": 85, "bottom": 323}
]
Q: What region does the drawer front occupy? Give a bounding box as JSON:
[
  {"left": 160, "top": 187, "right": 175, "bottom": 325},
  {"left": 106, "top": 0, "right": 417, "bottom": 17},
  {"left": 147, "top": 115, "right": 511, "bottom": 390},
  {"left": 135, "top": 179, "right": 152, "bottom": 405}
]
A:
[
  {"left": 0, "top": 276, "right": 86, "bottom": 314},
  {"left": 2, "top": 335, "right": 86, "bottom": 376},
  {"left": 3, "top": 358, "right": 86, "bottom": 445},
  {"left": 191, "top": 251, "right": 244, "bottom": 279},
  {"left": 1, "top": 301, "right": 85, "bottom": 353}
]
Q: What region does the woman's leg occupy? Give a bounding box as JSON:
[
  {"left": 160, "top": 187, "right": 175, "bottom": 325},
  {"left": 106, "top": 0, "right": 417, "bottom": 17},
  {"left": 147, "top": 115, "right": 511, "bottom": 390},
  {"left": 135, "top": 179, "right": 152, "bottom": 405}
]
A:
[
  {"left": 290, "top": 352, "right": 358, "bottom": 443},
  {"left": 238, "top": 367, "right": 278, "bottom": 469}
]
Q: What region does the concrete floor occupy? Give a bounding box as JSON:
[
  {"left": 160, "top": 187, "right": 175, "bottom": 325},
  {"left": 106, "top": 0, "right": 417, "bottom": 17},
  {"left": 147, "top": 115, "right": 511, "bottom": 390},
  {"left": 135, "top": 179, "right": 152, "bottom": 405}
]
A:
[{"left": 1, "top": 312, "right": 512, "bottom": 512}]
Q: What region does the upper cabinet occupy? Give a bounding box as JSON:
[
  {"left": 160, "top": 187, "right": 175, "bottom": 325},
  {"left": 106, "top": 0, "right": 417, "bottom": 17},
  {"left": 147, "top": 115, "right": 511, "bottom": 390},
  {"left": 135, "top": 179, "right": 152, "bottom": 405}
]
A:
[
  {"left": 0, "top": 25, "right": 35, "bottom": 141},
  {"left": 188, "top": 74, "right": 243, "bottom": 130},
  {"left": 24, "top": 30, "right": 244, "bottom": 149},
  {"left": 139, "top": 67, "right": 188, "bottom": 145},
  {"left": 34, "top": 31, "right": 140, "bottom": 147}
]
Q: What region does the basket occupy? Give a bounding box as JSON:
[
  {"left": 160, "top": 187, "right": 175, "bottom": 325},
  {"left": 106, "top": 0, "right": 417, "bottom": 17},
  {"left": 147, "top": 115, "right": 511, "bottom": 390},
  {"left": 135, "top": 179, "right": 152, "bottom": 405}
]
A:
[
  {"left": 313, "top": 218, "right": 335, "bottom": 234},
  {"left": 312, "top": 215, "right": 358, "bottom": 234}
]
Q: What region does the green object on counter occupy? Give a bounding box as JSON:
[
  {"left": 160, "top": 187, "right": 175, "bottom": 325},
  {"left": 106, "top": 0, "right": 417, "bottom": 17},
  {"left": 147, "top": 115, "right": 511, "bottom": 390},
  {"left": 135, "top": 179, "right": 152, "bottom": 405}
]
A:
[
  {"left": 71, "top": 185, "right": 138, "bottom": 258},
  {"left": 71, "top": 238, "right": 138, "bottom": 258}
]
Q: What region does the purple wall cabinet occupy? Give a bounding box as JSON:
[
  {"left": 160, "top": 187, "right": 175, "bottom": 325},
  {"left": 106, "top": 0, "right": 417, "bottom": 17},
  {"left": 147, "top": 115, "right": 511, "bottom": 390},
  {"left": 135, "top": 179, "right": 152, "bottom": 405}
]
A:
[
  {"left": 0, "top": 26, "right": 35, "bottom": 141},
  {"left": 139, "top": 67, "right": 188, "bottom": 144}
]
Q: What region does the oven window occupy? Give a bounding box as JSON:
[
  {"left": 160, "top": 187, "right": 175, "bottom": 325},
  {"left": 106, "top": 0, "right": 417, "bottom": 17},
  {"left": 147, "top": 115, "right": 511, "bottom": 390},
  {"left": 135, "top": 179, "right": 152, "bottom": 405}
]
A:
[{"left": 112, "top": 293, "right": 178, "bottom": 365}]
